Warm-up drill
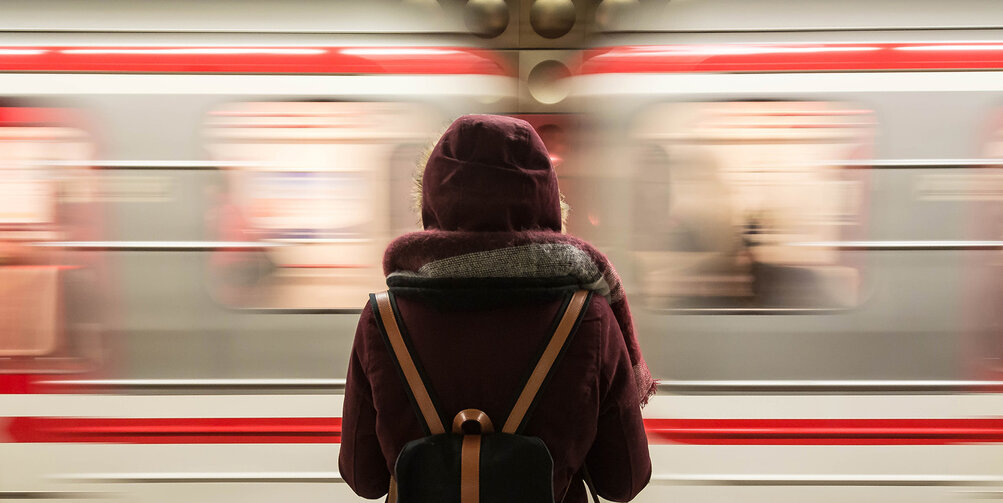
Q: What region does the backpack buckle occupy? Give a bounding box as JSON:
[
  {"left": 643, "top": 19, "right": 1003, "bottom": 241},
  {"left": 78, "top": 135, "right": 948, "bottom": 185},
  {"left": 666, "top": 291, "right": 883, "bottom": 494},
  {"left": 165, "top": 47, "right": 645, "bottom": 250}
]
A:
[{"left": 452, "top": 408, "right": 494, "bottom": 435}]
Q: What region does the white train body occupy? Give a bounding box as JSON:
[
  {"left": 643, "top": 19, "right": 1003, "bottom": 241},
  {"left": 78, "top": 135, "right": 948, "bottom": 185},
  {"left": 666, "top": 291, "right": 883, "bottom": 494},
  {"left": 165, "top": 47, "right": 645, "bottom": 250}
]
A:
[{"left": 1, "top": 1, "right": 1002, "bottom": 502}]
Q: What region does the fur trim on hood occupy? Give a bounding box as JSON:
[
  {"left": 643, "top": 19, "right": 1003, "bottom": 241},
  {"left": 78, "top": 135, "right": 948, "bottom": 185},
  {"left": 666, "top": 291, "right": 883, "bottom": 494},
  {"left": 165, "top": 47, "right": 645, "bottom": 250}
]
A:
[{"left": 384, "top": 229, "right": 656, "bottom": 406}]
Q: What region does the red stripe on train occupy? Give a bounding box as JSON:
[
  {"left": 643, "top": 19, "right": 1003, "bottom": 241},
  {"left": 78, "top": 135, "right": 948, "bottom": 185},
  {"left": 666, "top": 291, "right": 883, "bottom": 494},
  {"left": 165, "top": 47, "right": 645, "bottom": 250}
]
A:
[
  {"left": 644, "top": 418, "right": 1003, "bottom": 445},
  {"left": 579, "top": 43, "right": 1003, "bottom": 74},
  {"left": 0, "top": 47, "right": 510, "bottom": 75},
  {"left": 0, "top": 375, "right": 34, "bottom": 394},
  {"left": 5, "top": 417, "right": 1003, "bottom": 445},
  {"left": 5, "top": 417, "right": 341, "bottom": 444}
]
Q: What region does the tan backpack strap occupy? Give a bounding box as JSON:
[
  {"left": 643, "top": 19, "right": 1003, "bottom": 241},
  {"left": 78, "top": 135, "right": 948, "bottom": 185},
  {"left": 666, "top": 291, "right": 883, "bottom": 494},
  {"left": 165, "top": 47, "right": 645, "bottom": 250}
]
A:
[
  {"left": 502, "top": 289, "right": 591, "bottom": 434},
  {"left": 387, "top": 476, "right": 397, "bottom": 503},
  {"left": 461, "top": 435, "right": 482, "bottom": 503},
  {"left": 373, "top": 291, "right": 446, "bottom": 435}
]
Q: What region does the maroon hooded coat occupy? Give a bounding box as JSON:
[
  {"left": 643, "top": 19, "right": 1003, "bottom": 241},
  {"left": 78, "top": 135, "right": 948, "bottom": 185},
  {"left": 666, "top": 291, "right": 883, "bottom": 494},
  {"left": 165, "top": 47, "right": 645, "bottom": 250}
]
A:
[{"left": 339, "top": 115, "right": 651, "bottom": 502}]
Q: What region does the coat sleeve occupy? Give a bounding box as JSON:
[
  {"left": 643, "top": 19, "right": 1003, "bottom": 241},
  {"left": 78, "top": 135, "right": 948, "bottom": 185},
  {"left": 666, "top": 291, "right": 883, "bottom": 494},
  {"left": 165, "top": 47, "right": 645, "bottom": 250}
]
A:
[
  {"left": 339, "top": 303, "right": 391, "bottom": 499},
  {"left": 584, "top": 302, "right": 652, "bottom": 502}
]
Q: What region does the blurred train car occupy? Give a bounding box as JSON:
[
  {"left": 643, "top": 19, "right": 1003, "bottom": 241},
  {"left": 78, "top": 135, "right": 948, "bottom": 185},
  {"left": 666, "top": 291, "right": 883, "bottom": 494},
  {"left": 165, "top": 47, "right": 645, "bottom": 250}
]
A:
[
  {"left": 0, "top": 1, "right": 1002, "bottom": 503},
  {"left": 0, "top": 2, "right": 516, "bottom": 502},
  {"left": 565, "top": 0, "right": 1003, "bottom": 501}
]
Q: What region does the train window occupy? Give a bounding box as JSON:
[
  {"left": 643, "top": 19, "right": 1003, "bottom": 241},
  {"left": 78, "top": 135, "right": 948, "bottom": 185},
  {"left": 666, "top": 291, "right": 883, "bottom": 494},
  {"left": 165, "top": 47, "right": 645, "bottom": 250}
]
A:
[
  {"left": 0, "top": 268, "right": 59, "bottom": 357},
  {"left": 204, "top": 101, "right": 441, "bottom": 310},
  {"left": 0, "top": 120, "right": 90, "bottom": 227},
  {"left": 629, "top": 101, "right": 874, "bottom": 310},
  {"left": 0, "top": 106, "right": 100, "bottom": 364}
]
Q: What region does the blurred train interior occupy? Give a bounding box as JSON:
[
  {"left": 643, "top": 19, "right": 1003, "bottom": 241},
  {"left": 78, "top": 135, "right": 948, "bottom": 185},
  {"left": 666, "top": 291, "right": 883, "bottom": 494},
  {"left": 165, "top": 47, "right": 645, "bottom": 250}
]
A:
[{"left": 1, "top": 1, "right": 1001, "bottom": 502}]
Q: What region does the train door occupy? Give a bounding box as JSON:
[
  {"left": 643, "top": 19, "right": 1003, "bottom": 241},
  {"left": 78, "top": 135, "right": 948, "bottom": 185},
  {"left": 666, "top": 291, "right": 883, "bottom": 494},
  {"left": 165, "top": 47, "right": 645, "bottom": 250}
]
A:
[{"left": 970, "top": 113, "right": 1003, "bottom": 379}]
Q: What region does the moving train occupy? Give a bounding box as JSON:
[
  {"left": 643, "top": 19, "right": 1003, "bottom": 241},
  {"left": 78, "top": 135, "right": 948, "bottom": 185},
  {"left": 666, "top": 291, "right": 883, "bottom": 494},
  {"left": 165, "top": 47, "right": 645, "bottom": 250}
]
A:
[{"left": 1, "top": 1, "right": 1001, "bottom": 502}]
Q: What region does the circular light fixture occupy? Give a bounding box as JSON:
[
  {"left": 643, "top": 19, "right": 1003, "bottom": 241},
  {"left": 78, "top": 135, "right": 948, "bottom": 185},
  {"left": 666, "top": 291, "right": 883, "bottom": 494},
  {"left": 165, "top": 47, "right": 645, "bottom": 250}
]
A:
[
  {"left": 464, "top": 0, "right": 510, "bottom": 38},
  {"left": 527, "top": 59, "right": 571, "bottom": 105},
  {"left": 530, "top": 0, "right": 576, "bottom": 39}
]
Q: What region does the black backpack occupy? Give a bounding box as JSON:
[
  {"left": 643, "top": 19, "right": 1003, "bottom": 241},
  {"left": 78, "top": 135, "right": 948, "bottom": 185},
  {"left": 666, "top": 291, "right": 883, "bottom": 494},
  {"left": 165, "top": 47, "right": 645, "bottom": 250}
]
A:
[{"left": 371, "top": 289, "right": 599, "bottom": 503}]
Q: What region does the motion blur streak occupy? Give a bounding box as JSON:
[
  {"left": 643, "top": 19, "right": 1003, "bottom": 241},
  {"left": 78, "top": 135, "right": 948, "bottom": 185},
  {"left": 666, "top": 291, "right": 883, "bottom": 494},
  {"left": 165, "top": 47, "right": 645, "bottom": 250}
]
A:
[
  {"left": 7, "top": 416, "right": 1003, "bottom": 445},
  {"left": 0, "top": 1, "right": 1001, "bottom": 503},
  {"left": 578, "top": 43, "right": 1003, "bottom": 74},
  {"left": 0, "top": 46, "right": 510, "bottom": 75}
]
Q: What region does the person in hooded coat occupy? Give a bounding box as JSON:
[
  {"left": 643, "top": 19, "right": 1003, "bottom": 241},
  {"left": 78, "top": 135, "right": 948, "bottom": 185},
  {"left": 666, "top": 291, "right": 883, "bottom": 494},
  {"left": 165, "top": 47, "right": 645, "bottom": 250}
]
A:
[{"left": 339, "top": 115, "right": 654, "bottom": 503}]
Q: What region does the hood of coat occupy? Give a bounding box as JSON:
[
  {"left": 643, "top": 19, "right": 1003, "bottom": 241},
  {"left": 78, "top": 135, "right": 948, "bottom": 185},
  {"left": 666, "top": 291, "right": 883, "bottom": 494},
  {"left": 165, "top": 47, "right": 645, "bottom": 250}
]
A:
[{"left": 420, "top": 115, "right": 562, "bottom": 233}]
